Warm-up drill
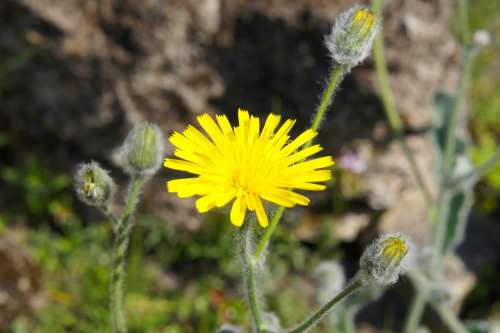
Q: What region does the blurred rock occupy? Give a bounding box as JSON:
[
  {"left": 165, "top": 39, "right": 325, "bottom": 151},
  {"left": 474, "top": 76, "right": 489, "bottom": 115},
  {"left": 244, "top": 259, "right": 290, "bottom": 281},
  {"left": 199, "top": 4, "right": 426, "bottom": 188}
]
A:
[
  {"left": 2, "top": 0, "right": 456, "bottom": 231},
  {"left": 333, "top": 213, "right": 371, "bottom": 242},
  {"left": 372, "top": 0, "right": 458, "bottom": 129},
  {"left": 378, "top": 189, "right": 429, "bottom": 247},
  {"left": 443, "top": 253, "right": 477, "bottom": 311},
  {"left": 362, "top": 136, "right": 436, "bottom": 211},
  {"left": 0, "top": 235, "right": 42, "bottom": 332}
]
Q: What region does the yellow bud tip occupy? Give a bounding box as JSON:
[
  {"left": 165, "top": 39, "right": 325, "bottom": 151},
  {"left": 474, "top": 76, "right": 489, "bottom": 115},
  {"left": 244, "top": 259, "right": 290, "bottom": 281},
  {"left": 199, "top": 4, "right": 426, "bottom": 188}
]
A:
[
  {"left": 381, "top": 236, "right": 408, "bottom": 263},
  {"left": 352, "top": 8, "right": 376, "bottom": 35}
]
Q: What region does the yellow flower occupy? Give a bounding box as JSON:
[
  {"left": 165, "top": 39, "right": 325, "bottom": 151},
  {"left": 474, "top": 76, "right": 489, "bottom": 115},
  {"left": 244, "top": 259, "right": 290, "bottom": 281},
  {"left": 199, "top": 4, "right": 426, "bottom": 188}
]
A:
[{"left": 164, "top": 109, "right": 334, "bottom": 228}]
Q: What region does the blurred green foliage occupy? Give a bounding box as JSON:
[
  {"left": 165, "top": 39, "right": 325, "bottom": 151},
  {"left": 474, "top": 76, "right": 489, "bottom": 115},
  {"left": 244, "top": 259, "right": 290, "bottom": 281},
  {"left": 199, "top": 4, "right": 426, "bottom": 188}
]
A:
[
  {"left": 0, "top": 149, "right": 339, "bottom": 332},
  {"left": 1, "top": 156, "right": 74, "bottom": 225},
  {"left": 467, "top": 1, "right": 500, "bottom": 213}
]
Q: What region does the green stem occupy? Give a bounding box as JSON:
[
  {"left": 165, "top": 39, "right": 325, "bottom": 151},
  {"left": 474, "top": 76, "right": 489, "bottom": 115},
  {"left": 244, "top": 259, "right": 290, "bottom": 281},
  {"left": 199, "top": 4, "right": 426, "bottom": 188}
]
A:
[
  {"left": 442, "top": 47, "right": 474, "bottom": 175},
  {"left": 403, "top": 292, "right": 427, "bottom": 333},
  {"left": 432, "top": 304, "right": 469, "bottom": 333},
  {"left": 431, "top": 46, "right": 477, "bottom": 272},
  {"left": 448, "top": 150, "right": 500, "bottom": 190},
  {"left": 309, "top": 64, "right": 347, "bottom": 134},
  {"left": 416, "top": 192, "right": 451, "bottom": 318},
  {"left": 253, "top": 65, "right": 347, "bottom": 261},
  {"left": 430, "top": 191, "right": 451, "bottom": 271},
  {"left": 240, "top": 221, "right": 265, "bottom": 332},
  {"left": 285, "top": 278, "right": 363, "bottom": 333},
  {"left": 111, "top": 175, "right": 144, "bottom": 333},
  {"left": 372, "top": 0, "right": 433, "bottom": 206},
  {"left": 457, "top": 0, "right": 470, "bottom": 45},
  {"left": 407, "top": 271, "right": 469, "bottom": 333},
  {"left": 253, "top": 206, "right": 284, "bottom": 261},
  {"left": 101, "top": 204, "right": 119, "bottom": 225},
  {"left": 344, "top": 307, "right": 357, "bottom": 333}
]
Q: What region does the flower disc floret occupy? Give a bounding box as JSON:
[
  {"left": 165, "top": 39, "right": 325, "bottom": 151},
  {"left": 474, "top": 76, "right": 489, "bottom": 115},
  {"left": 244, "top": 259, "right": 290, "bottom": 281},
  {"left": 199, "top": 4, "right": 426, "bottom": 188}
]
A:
[{"left": 164, "top": 109, "right": 334, "bottom": 228}]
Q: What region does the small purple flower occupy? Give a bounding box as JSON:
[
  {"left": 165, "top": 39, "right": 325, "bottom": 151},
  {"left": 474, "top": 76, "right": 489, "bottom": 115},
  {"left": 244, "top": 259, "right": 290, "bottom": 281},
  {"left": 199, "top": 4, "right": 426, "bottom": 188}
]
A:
[{"left": 338, "top": 151, "right": 367, "bottom": 174}]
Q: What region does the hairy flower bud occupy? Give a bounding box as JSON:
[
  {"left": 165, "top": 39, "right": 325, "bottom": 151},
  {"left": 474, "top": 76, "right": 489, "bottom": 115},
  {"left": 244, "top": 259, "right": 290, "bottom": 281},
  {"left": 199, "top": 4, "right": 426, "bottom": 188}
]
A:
[
  {"left": 120, "top": 122, "right": 165, "bottom": 176},
  {"left": 325, "top": 6, "right": 379, "bottom": 66},
  {"left": 74, "top": 161, "right": 115, "bottom": 207},
  {"left": 359, "top": 233, "right": 410, "bottom": 285}
]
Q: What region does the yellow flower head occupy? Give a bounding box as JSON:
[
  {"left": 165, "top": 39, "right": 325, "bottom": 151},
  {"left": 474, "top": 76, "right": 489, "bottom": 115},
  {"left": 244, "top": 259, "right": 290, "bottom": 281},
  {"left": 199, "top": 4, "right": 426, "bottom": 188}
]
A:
[{"left": 164, "top": 109, "right": 334, "bottom": 228}]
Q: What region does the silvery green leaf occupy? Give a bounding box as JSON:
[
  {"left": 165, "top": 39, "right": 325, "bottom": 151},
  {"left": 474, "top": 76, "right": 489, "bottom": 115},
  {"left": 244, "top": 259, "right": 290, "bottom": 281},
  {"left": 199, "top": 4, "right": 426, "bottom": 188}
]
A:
[
  {"left": 441, "top": 156, "right": 475, "bottom": 254},
  {"left": 431, "top": 91, "right": 475, "bottom": 254},
  {"left": 430, "top": 91, "right": 467, "bottom": 175}
]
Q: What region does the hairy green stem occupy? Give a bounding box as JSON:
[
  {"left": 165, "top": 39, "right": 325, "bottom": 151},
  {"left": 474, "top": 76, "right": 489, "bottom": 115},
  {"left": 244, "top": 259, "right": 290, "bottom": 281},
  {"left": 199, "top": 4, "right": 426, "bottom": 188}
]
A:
[
  {"left": 240, "top": 221, "right": 265, "bottom": 332},
  {"left": 253, "top": 206, "right": 284, "bottom": 261},
  {"left": 285, "top": 278, "right": 363, "bottom": 333},
  {"left": 253, "top": 65, "right": 347, "bottom": 261},
  {"left": 442, "top": 47, "right": 474, "bottom": 176},
  {"left": 408, "top": 271, "right": 470, "bottom": 333},
  {"left": 432, "top": 303, "right": 469, "bottom": 333},
  {"left": 403, "top": 292, "right": 427, "bottom": 333},
  {"left": 102, "top": 204, "right": 119, "bottom": 225},
  {"left": 430, "top": 191, "right": 452, "bottom": 271},
  {"left": 457, "top": 0, "right": 470, "bottom": 45},
  {"left": 309, "top": 64, "right": 347, "bottom": 134},
  {"left": 111, "top": 175, "right": 144, "bottom": 333},
  {"left": 372, "top": 0, "right": 433, "bottom": 206},
  {"left": 431, "top": 45, "right": 477, "bottom": 273}
]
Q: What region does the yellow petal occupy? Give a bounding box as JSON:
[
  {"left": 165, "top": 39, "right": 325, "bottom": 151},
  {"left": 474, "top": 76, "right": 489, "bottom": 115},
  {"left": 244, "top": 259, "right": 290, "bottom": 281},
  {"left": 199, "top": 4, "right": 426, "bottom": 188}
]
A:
[
  {"left": 284, "top": 144, "right": 323, "bottom": 166},
  {"left": 169, "top": 132, "right": 198, "bottom": 152},
  {"left": 214, "top": 190, "right": 236, "bottom": 207},
  {"left": 196, "top": 195, "right": 216, "bottom": 213},
  {"left": 216, "top": 114, "right": 233, "bottom": 135},
  {"left": 269, "top": 188, "right": 310, "bottom": 206},
  {"left": 273, "top": 119, "right": 296, "bottom": 142},
  {"left": 238, "top": 108, "right": 250, "bottom": 125},
  {"left": 281, "top": 129, "right": 318, "bottom": 156},
  {"left": 288, "top": 156, "right": 334, "bottom": 171},
  {"left": 164, "top": 158, "right": 204, "bottom": 174},
  {"left": 230, "top": 197, "right": 247, "bottom": 227},
  {"left": 260, "top": 191, "right": 296, "bottom": 207},
  {"left": 260, "top": 113, "right": 281, "bottom": 139},
  {"left": 197, "top": 113, "right": 224, "bottom": 146},
  {"left": 253, "top": 195, "right": 268, "bottom": 227}
]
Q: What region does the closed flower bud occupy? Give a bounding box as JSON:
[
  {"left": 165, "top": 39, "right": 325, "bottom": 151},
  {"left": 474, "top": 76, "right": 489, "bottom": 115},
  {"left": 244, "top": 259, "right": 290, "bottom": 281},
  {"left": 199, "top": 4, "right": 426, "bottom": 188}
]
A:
[
  {"left": 325, "top": 6, "right": 379, "bottom": 66},
  {"left": 359, "top": 233, "right": 410, "bottom": 285},
  {"left": 74, "top": 161, "right": 115, "bottom": 207},
  {"left": 120, "top": 122, "right": 165, "bottom": 176}
]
